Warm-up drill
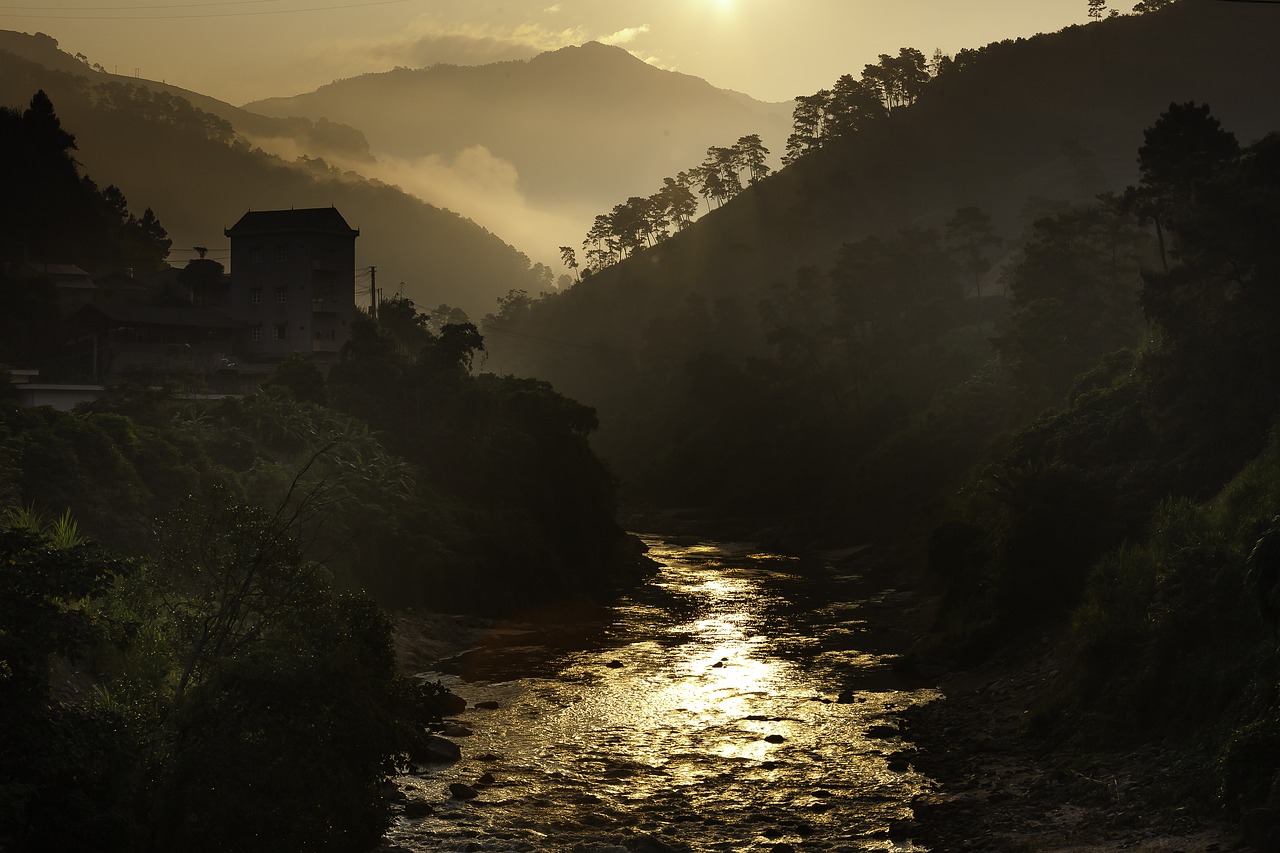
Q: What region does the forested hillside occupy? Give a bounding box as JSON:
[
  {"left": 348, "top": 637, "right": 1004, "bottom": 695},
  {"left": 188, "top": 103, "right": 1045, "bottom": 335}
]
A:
[
  {"left": 0, "top": 100, "right": 645, "bottom": 850},
  {"left": 0, "top": 31, "right": 547, "bottom": 317},
  {"left": 482, "top": 1, "right": 1280, "bottom": 532}
]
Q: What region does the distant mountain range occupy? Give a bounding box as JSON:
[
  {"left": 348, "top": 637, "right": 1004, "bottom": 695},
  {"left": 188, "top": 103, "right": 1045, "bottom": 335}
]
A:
[
  {"left": 0, "top": 32, "right": 793, "bottom": 316},
  {"left": 477, "top": 0, "right": 1280, "bottom": 478},
  {"left": 245, "top": 42, "right": 792, "bottom": 210}
]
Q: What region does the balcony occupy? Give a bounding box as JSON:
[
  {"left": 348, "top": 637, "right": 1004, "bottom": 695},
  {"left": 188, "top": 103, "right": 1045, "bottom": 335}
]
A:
[{"left": 312, "top": 298, "right": 342, "bottom": 314}]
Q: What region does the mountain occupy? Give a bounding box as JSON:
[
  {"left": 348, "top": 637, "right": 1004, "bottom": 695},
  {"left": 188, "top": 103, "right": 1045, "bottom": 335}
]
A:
[
  {"left": 0, "top": 30, "right": 546, "bottom": 317},
  {"left": 244, "top": 42, "right": 792, "bottom": 223},
  {"left": 478, "top": 1, "right": 1280, "bottom": 510}
]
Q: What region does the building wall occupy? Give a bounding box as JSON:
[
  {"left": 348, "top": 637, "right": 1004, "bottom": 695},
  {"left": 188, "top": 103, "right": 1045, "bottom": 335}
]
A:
[{"left": 227, "top": 226, "right": 356, "bottom": 363}]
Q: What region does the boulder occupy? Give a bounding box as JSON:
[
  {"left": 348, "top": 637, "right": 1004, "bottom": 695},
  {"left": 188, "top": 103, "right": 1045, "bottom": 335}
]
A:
[
  {"left": 419, "top": 735, "right": 462, "bottom": 763},
  {"left": 449, "top": 782, "right": 479, "bottom": 800}
]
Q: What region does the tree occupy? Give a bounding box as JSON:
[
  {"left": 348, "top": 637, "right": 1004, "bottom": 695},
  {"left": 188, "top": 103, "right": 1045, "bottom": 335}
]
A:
[
  {"left": 559, "top": 245, "right": 579, "bottom": 281},
  {"left": 263, "top": 353, "right": 328, "bottom": 405},
  {"left": 1125, "top": 101, "right": 1239, "bottom": 271},
  {"left": 734, "top": 134, "right": 771, "bottom": 185},
  {"left": 1088, "top": 0, "right": 1107, "bottom": 19},
  {"left": 783, "top": 91, "right": 828, "bottom": 164},
  {"left": 945, "top": 206, "right": 1002, "bottom": 299},
  {"left": 1133, "top": 0, "right": 1175, "bottom": 11}
]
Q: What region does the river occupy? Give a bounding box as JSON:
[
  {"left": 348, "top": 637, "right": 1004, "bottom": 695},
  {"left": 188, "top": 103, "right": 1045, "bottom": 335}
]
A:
[{"left": 381, "top": 535, "right": 939, "bottom": 852}]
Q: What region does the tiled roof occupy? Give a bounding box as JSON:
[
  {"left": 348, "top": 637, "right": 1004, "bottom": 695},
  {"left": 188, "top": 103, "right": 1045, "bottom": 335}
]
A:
[{"left": 224, "top": 207, "right": 359, "bottom": 238}]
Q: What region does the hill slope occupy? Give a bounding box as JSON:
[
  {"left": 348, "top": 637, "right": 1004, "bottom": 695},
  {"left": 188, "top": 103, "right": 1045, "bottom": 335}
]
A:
[
  {"left": 0, "top": 31, "right": 545, "bottom": 317},
  {"left": 245, "top": 42, "right": 792, "bottom": 211},
  {"left": 480, "top": 0, "right": 1280, "bottom": 515}
]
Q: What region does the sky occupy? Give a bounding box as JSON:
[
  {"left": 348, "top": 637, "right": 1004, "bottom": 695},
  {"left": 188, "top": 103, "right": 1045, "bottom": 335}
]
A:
[{"left": 11, "top": 0, "right": 1094, "bottom": 107}]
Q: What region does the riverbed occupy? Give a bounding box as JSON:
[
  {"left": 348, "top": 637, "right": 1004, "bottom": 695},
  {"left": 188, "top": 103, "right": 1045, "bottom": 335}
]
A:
[{"left": 381, "top": 535, "right": 940, "bottom": 852}]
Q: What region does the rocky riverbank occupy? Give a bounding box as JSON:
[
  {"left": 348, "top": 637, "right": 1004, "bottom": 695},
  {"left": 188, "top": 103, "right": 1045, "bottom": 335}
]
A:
[{"left": 898, "top": 640, "right": 1248, "bottom": 852}]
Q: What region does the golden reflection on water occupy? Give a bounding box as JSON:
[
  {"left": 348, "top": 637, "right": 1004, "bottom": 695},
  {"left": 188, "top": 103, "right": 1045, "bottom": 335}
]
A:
[{"left": 384, "top": 537, "right": 938, "bottom": 852}]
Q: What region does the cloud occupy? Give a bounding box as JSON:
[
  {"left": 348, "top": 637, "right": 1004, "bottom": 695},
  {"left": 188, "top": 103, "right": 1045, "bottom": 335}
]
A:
[
  {"left": 599, "top": 25, "right": 650, "bottom": 46},
  {"left": 311, "top": 20, "right": 590, "bottom": 78}
]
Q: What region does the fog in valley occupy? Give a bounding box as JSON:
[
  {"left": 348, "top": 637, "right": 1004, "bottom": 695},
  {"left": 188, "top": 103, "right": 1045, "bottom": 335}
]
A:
[{"left": 5, "top": 2, "right": 1280, "bottom": 852}]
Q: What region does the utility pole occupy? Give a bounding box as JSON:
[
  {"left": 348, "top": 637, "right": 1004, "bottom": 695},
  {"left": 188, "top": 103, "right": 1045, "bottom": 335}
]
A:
[{"left": 369, "top": 265, "right": 377, "bottom": 320}]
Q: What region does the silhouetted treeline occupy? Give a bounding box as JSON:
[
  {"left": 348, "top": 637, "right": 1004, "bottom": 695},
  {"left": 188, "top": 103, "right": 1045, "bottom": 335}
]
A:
[
  {"left": 0, "top": 90, "right": 171, "bottom": 275},
  {"left": 574, "top": 134, "right": 771, "bottom": 276}
]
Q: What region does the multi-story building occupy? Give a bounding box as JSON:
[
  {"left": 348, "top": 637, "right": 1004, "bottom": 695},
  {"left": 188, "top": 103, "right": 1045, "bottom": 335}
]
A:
[{"left": 224, "top": 207, "right": 359, "bottom": 366}]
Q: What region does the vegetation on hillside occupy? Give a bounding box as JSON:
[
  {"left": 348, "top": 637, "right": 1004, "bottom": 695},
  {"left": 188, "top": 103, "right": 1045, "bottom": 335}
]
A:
[{"left": 0, "top": 99, "right": 644, "bottom": 850}]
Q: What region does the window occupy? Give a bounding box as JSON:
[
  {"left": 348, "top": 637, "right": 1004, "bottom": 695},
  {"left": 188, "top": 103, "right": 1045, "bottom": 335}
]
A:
[
  {"left": 275, "top": 287, "right": 287, "bottom": 304},
  {"left": 273, "top": 324, "right": 287, "bottom": 341},
  {"left": 250, "top": 287, "right": 262, "bottom": 304},
  {"left": 251, "top": 246, "right": 262, "bottom": 263},
  {"left": 250, "top": 325, "right": 262, "bottom": 342},
  {"left": 276, "top": 246, "right": 288, "bottom": 262}
]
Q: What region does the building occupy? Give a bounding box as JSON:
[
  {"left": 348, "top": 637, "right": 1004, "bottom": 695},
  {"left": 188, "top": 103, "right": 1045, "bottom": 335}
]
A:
[{"left": 224, "top": 207, "right": 359, "bottom": 366}]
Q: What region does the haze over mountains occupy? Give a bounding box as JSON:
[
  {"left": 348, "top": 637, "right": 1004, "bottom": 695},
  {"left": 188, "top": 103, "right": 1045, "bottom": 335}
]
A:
[
  {"left": 477, "top": 0, "right": 1280, "bottom": 503},
  {"left": 245, "top": 42, "right": 793, "bottom": 265},
  {"left": 0, "top": 32, "right": 789, "bottom": 316}
]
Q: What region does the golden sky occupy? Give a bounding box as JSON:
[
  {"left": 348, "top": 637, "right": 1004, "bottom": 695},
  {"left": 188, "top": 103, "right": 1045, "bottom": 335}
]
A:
[{"left": 10, "top": 0, "right": 1092, "bottom": 105}]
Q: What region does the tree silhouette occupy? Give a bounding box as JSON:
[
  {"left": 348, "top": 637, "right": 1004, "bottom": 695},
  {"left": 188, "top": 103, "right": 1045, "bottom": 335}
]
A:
[{"left": 945, "top": 206, "right": 1002, "bottom": 299}]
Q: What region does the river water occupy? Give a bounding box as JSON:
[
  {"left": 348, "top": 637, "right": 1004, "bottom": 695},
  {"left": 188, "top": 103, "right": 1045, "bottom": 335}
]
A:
[{"left": 382, "top": 536, "right": 939, "bottom": 853}]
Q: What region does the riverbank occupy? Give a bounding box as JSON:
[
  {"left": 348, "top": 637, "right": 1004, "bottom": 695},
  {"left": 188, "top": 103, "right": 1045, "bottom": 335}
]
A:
[{"left": 898, "top": 635, "right": 1249, "bottom": 852}]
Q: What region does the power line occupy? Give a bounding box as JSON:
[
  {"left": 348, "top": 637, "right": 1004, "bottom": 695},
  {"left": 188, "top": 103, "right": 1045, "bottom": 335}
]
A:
[
  {"left": 1, "top": 0, "right": 307, "bottom": 9},
  {"left": 0, "top": 0, "right": 410, "bottom": 19}
]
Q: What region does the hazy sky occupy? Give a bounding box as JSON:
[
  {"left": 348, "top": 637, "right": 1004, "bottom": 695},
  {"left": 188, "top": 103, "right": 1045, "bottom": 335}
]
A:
[{"left": 16, "top": 0, "right": 1092, "bottom": 106}]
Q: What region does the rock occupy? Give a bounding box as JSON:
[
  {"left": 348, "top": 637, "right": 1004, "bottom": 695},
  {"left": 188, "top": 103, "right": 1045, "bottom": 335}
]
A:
[
  {"left": 379, "top": 783, "right": 407, "bottom": 802},
  {"left": 474, "top": 700, "right": 500, "bottom": 710},
  {"left": 770, "top": 845, "right": 796, "bottom": 853},
  {"left": 442, "top": 723, "right": 473, "bottom": 737},
  {"left": 439, "top": 691, "right": 468, "bottom": 715},
  {"left": 449, "top": 782, "right": 479, "bottom": 800},
  {"left": 888, "top": 818, "right": 919, "bottom": 839},
  {"left": 419, "top": 735, "right": 462, "bottom": 763},
  {"left": 888, "top": 759, "right": 911, "bottom": 773},
  {"left": 837, "top": 689, "right": 856, "bottom": 704},
  {"left": 402, "top": 799, "right": 434, "bottom": 818},
  {"left": 476, "top": 771, "right": 495, "bottom": 786},
  {"left": 866, "top": 724, "right": 898, "bottom": 739},
  {"left": 764, "top": 734, "right": 787, "bottom": 744},
  {"left": 475, "top": 752, "right": 502, "bottom": 762},
  {"left": 711, "top": 661, "right": 725, "bottom": 668},
  {"left": 606, "top": 660, "right": 625, "bottom": 669}
]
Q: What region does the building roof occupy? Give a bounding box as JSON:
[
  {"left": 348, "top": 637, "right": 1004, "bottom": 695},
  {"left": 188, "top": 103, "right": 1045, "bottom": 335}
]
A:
[
  {"left": 19, "top": 263, "right": 96, "bottom": 289},
  {"left": 224, "top": 207, "right": 359, "bottom": 239}
]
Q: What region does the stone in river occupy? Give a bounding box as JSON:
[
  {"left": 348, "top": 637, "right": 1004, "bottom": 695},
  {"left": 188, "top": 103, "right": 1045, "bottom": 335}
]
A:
[
  {"left": 474, "top": 700, "right": 500, "bottom": 709},
  {"left": 419, "top": 735, "right": 461, "bottom": 763},
  {"left": 606, "top": 660, "right": 625, "bottom": 669},
  {"left": 449, "top": 782, "right": 479, "bottom": 800},
  {"left": 866, "top": 724, "right": 898, "bottom": 739},
  {"left": 476, "top": 772, "right": 495, "bottom": 786},
  {"left": 442, "top": 723, "right": 473, "bottom": 737},
  {"left": 402, "top": 799, "right": 434, "bottom": 818},
  {"left": 439, "top": 691, "right": 468, "bottom": 715},
  {"left": 764, "top": 734, "right": 787, "bottom": 744}
]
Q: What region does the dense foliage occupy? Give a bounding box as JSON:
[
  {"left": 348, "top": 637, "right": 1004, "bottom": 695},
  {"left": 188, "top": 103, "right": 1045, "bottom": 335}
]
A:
[{"left": 0, "top": 98, "right": 644, "bottom": 849}]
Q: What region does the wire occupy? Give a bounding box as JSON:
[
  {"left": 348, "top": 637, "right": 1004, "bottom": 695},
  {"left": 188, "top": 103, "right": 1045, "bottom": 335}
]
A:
[
  {"left": 0, "top": 0, "right": 303, "bottom": 9},
  {"left": 0, "top": 0, "right": 410, "bottom": 19}
]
